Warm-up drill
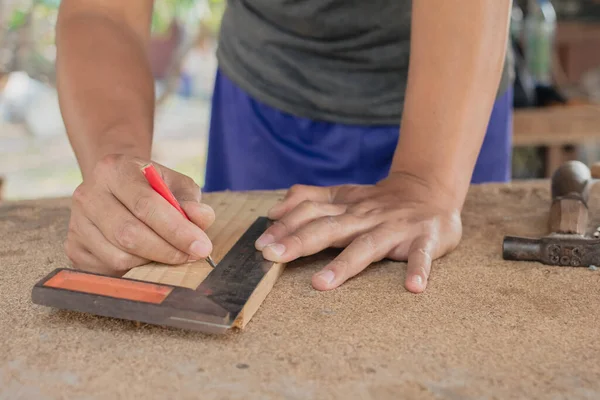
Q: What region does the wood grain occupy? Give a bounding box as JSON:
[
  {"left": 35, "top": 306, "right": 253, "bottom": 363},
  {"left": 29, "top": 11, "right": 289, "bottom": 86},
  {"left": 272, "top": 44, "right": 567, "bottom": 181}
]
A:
[
  {"left": 548, "top": 198, "right": 588, "bottom": 236},
  {"left": 124, "top": 190, "right": 286, "bottom": 328},
  {"left": 513, "top": 104, "right": 600, "bottom": 147},
  {"left": 591, "top": 162, "right": 600, "bottom": 179},
  {"left": 555, "top": 21, "right": 600, "bottom": 84}
]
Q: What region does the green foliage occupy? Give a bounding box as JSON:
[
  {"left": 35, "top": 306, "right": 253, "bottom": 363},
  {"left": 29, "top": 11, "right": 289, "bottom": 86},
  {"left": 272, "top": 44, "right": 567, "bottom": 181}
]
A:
[
  {"left": 1, "top": 0, "right": 226, "bottom": 79},
  {"left": 7, "top": 0, "right": 60, "bottom": 30},
  {"left": 151, "top": 0, "right": 214, "bottom": 34},
  {"left": 5, "top": 0, "right": 226, "bottom": 35},
  {"left": 204, "top": 0, "right": 226, "bottom": 33},
  {"left": 8, "top": 9, "right": 28, "bottom": 31}
]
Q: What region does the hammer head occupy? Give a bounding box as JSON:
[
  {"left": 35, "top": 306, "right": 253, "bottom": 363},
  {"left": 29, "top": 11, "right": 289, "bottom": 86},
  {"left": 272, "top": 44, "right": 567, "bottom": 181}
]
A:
[
  {"left": 551, "top": 160, "right": 591, "bottom": 202},
  {"left": 502, "top": 234, "right": 600, "bottom": 267},
  {"left": 502, "top": 160, "right": 599, "bottom": 267}
]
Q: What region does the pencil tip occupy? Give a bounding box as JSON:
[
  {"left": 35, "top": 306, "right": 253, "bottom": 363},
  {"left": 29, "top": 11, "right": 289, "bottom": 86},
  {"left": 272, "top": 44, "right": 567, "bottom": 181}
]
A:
[{"left": 206, "top": 255, "right": 217, "bottom": 268}]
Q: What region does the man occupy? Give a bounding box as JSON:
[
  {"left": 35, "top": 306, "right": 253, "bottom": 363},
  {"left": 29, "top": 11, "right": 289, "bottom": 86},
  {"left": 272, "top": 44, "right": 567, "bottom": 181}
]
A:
[{"left": 57, "top": 0, "right": 513, "bottom": 294}]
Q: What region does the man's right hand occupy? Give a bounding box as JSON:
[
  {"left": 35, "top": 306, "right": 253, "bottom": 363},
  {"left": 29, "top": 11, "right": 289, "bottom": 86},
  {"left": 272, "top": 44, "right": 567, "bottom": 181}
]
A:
[{"left": 64, "top": 154, "right": 216, "bottom": 276}]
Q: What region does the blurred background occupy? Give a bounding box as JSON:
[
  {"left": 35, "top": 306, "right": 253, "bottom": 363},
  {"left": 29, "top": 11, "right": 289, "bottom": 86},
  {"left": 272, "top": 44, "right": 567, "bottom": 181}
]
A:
[{"left": 1, "top": 0, "right": 600, "bottom": 201}]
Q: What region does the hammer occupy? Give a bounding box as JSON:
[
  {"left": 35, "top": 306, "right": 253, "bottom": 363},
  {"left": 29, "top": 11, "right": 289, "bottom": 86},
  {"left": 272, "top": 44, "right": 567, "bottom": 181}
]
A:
[{"left": 502, "top": 160, "right": 600, "bottom": 267}]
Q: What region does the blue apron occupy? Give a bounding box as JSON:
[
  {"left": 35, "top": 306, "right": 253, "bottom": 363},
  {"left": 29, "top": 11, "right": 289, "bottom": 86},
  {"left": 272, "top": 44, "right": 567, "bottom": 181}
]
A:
[{"left": 203, "top": 68, "right": 513, "bottom": 192}]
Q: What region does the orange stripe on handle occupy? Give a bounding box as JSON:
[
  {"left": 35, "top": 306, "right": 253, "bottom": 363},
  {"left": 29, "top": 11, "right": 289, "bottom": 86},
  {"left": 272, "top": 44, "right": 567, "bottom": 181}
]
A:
[{"left": 43, "top": 269, "right": 172, "bottom": 304}]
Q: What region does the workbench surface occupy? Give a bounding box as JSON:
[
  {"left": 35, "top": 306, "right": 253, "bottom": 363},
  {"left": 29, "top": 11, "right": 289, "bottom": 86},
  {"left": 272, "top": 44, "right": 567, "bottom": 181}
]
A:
[{"left": 1, "top": 183, "right": 599, "bottom": 399}]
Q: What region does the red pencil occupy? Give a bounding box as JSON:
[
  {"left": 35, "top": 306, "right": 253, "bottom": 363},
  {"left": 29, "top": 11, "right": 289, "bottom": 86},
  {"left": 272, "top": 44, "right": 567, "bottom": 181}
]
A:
[{"left": 141, "top": 163, "right": 216, "bottom": 268}]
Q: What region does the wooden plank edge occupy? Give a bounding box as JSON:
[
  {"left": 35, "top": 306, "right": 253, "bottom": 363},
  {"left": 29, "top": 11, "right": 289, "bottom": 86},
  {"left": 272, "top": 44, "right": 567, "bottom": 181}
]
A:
[{"left": 232, "top": 262, "right": 286, "bottom": 329}]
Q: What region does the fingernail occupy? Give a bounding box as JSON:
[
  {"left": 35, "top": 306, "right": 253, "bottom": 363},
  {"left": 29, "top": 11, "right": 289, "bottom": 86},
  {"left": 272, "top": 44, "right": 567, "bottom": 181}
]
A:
[
  {"left": 255, "top": 233, "right": 275, "bottom": 250},
  {"left": 264, "top": 243, "right": 286, "bottom": 257},
  {"left": 189, "top": 240, "right": 210, "bottom": 258},
  {"left": 411, "top": 275, "right": 423, "bottom": 287},
  {"left": 198, "top": 203, "right": 214, "bottom": 214},
  {"left": 316, "top": 270, "right": 335, "bottom": 285}
]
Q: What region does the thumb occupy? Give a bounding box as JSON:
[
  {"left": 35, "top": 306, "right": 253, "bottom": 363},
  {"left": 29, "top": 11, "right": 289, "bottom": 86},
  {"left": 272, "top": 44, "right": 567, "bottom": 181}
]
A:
[{"left": 404, "top": 235, "right": 437, "bottom": 294}]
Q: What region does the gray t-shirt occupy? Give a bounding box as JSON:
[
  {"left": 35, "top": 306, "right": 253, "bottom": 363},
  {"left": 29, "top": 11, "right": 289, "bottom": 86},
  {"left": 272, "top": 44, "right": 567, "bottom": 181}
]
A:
[{"left": 216, "top": 0, "right": 512, "bottom": 125}]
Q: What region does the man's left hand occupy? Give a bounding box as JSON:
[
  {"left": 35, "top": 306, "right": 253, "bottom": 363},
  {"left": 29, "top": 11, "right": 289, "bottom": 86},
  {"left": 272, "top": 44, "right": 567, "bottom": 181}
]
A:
[{"left": 254, "top": 172, "right": 463, "bottom": 293}]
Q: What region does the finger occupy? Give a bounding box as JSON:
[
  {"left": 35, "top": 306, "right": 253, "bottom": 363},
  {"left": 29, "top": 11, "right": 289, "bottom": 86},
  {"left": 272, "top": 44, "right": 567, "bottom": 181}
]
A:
[
  {"left": 79, "top": 190, "right": 194, "bottom": 264},
  {"left": 261, "top": 214, "right": 371, "bottom": 263},
  {"left": 64, "top": 239, "right": 119, "bottom": 276},
  {"left": 268, "top": 184, "right": 334, "bottom": 220},
  {"left": 169, "top": 177, "right": 202, "bottom": 203},
  {"left": 181, "top": 201, "right": 216, "bottom": 231},
  {"left": 170, "top": 174, "right": 216, "bottom": 231},
  {"left": 404, "top": 235, "right": 437, "bottom": 294},
  {"left": 311, "top": 227, "right": 401, "bottom": 291},
  {"left": 74, "top": 216, "right": 149, "bottom": 273},
  {"left": 256, "top": 200, "right": 347, "bottom": 250},
  {"left": 98, "top": 168, "right": 214, "bottom": 259}
]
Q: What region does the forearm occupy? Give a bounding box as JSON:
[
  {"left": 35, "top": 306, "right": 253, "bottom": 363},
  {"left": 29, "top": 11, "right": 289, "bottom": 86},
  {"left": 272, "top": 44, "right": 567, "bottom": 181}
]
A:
[
  {"left": 56, "top": 9, "right": 155, "bottom": 179},
  {"left": 391, "top": 0, "right": 512, "bottom": 209}
]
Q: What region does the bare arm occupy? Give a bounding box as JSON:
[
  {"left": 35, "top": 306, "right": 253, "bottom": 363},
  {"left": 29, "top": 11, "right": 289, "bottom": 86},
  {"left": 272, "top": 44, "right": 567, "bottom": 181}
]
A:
[
  {"left": 249, "top": 1, "right": 514, "bottom": 293},
  {"left": 56, "top": 0, "right": 155, "bottom": 179},
  {"left": 58, "top": 1, "right": 216, "bottom": 277},
  {"left": 391, "top": 0, "right": 512, "bottom": 209}
]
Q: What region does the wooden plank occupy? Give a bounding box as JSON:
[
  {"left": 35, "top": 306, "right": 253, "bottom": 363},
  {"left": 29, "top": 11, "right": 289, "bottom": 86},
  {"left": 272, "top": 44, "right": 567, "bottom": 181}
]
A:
[
  {"left": 513, "top": 104, "right": 600, "bottom": 147},
  {"left": 233, "top": 260, "right": 285, "bottom": 329},
  {"left": 124, "top": 190, "right": 286, "bottom": 329},
  {"left": 555, "top": 21, "right": 600, "bottom": 84},
  {"left": 545, "top": 145, "right": 578, "bottom": 178}
]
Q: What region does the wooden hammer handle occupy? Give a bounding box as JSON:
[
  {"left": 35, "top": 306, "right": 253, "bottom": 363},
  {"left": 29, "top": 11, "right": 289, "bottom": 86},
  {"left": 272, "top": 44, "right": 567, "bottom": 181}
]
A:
[
  {"left": 591, "top": 162, "right": 600, "bottom": 180},
  {"left": 549, "top": 161, "right": 590, "bottom": 235}
]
